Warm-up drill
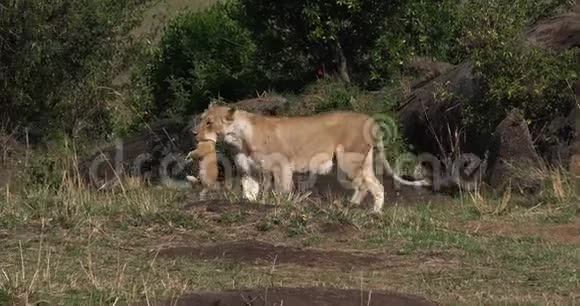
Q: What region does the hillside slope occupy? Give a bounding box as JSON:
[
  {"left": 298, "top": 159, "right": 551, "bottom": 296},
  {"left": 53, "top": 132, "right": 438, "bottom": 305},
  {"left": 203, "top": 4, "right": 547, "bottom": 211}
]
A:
[{"left": 130, "top": 0, "right": 220, "bottom": 44}]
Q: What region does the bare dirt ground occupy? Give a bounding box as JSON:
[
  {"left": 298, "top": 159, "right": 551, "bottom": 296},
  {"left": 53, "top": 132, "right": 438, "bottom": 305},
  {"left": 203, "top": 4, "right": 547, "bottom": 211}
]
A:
[
  {"left": 457, "top": 218, "right": 580, "bottom": 246},
  {"left": 158, "top": 239, "right": 390, "bottom": 269},
  {"left": 142, "top": 194, "right": 578, "bottom": 305},
  {"left": 1, "top": 186, "right": 578, "bottom": 305},
  {"left": 140, "top": 287, "right": 436, "bottom": 306}
]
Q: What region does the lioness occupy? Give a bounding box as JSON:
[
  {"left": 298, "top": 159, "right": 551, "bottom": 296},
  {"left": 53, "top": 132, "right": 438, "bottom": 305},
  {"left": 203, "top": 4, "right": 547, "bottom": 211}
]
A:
[
  {"left": 195, "top": 103, "right": 431, "bottom": 213},
  {"left": 185, "top": 138, "right": 220, "bottom": 200}
]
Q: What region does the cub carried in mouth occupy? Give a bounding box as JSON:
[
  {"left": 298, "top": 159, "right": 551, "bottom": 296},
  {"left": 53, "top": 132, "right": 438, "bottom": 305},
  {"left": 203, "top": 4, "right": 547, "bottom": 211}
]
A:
[{"left": 185, "top": 139, "right": 219, "bottom": 200}]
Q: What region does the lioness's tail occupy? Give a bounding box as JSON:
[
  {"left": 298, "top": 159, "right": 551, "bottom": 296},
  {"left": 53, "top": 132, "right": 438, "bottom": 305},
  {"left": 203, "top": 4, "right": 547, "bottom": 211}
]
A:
[{"left": 375, "top": 138, "right": 431, "bottom": 187}]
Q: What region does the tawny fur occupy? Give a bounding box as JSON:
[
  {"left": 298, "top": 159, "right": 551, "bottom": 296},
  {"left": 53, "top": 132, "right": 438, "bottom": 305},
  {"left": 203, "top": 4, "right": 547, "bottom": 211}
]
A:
[
  {"left": 185, "top": 140, "right": 219, "bottom": 199},
  {"left": 196, "top": 104, "right": 431, "bottom": 212}
]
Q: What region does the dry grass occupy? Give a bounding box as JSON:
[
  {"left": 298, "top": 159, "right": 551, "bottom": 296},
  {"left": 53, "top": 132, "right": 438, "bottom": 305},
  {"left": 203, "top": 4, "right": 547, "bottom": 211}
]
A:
[
  {"left": 0, "top": 134, "right": 579, "bottom": 305},
  {"left": 130, "top": 0, "right": 220, "bottom": 43},
  {"left": 468, "top": 182, "right": 512, "bottom": 216},
  {"left": 1, "top": 164, "right": 578, "bottom": 305}
]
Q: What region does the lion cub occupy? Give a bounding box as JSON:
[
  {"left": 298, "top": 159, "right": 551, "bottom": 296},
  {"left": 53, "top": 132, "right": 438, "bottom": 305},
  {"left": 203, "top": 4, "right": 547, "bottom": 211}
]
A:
[{"left": 185, "top": 140, "right": 219, "bottom": 200}]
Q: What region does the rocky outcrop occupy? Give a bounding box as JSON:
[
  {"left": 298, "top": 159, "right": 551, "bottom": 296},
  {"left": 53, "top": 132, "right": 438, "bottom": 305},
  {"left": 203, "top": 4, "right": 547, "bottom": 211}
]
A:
[
  {"left": 77, "top": 95, "right": 288, "bottom": 190},
  {"left": 405, "top": 57, "right": 456, "bottom": 90},
  {"left": 397, "top": 5, "right": 580, "bottom": 191},
  {"left": 487, "top": 109, "right": 543, "bottom": 193},
  {"left": 525, "top": 10, "right": 580, "bottom": 50},
  {"left": 398, "top": 62, "right": 485, "bottom": 157}
]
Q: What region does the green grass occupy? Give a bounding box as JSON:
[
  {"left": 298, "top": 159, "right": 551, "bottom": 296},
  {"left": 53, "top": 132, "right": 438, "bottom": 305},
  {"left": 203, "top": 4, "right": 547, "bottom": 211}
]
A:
[{"left": 0, "top": 177, "right": 578, "bottom": 305}]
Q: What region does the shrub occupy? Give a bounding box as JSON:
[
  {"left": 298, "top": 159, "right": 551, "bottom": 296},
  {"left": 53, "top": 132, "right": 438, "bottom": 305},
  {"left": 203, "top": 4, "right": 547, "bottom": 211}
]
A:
[
  {"left": 452, "top": 0, "right": 571, "bottom": 61},
  {"left": 300, "top": 79, "right": 363, "bottom": 114},
  {"left": 465, "top": 42, "right": 579, "bottom": 140},
  {"left": 290, "top": 78, "right": 399, "bottom": 115},
  {"left": 369, "top": 0, "right": 572, "bottom": 85},
  {"left": 0, "top": 0, "right": 144, "bottom": 141},
  {"left": 147, "top": 2, "right": 262, "bottom": 120},
  {"left": 452, "top": 0, "right": 579, "bottom": 141},
  {"left": 370, "top": 0, "right": 460, "bottom": 85},
  {"left": 234, "top": 0, "right": 404, "bottom": 89}
]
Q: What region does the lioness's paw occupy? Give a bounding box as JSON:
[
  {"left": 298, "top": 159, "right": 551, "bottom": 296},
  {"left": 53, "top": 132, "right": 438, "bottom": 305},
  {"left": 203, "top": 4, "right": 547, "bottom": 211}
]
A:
[{"left": 186, "top": 175, "right": 199, "bottom": 184}]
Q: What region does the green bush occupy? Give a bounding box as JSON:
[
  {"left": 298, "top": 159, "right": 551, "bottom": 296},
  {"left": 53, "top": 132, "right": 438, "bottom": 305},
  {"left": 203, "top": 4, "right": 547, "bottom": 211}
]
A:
[
  {"left": 303, "top": 79, "right": 363, "bottom": 114},
  {"left": 369, "top": 0, "right": 572, "bottom": 85},
  {"left": 291, "top": 78, "right": 395, "bottom": 115},
  {"left": 451, "top": 0, "right": 579, "bottom": 140},
  {"left": 233, "top": 0, "right": 404, "bottom": 89},
  {"left": 147, "top": 2, "right": 262, "bottom": 120},
  {"left": 0, "top": 0, "right": 144, "bottom": 141},
  {"left": 452, "top": 0, "right": 570, "bottom": 61},
  {"left": 370, "top": 0, "right": 460, "bottom": 84},
  {"left": 465, "top": 43, "right": 579, "bottom": 138}
]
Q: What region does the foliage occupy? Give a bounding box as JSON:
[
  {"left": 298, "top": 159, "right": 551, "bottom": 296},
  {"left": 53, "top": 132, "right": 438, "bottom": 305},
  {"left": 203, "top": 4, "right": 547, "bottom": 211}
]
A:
[
  {"left": 299, "top": 79, "right": 363, "bottom": 114},
  {"left": 233, "top": 0, "right": 404, "bottom": 89},
  {"left": 451, "top": 0, "right": 579, "bottom": 140},
  {"left": 452, "top": 0, "right": 571, "bottom": 60},
  {"left": 290, "top": 78, "right": 401, "bottom": 115},
  {"left": 369, "top": 0, "right": 572, "bottom": 85},
  {"left": 0, "top": 288, "right": 11, "bottom": 306},
  {"left": 465, "top": 43, "right": 579, "bottom": 138},
  {"left": 147, "top": 2, "right": 262, "bottom": 120},
  {"left": 0, "top": 0, "right": 146, "bottom": 141},
  {"left": 370, "top": 0, "right": 460, "bottom": 84}
]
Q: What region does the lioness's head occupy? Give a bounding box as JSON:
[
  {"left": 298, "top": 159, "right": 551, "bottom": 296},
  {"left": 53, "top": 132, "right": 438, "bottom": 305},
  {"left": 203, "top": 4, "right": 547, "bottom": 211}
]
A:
[{"left": 194, "top": 104, "right": 236, "bottom": 142}]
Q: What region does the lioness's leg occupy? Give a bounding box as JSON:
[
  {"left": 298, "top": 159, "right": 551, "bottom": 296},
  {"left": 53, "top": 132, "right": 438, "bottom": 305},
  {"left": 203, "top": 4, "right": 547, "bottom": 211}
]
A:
[
  {"left": 349, "top": 186, "right": 368, "bottom": 205},
  {"left": 336, "top": 146, "right": 369, "bottom": 206},
  {"left": 199, "top": 188, "right": 208, "bottom": 200},
  {"left": 261, "top": 171, "right": 274, "bottom": 192},
  {"left": 273, "top": 164, "right": 293, "bottom": 194},
  {"left": 241, "top": 175, "right": 259, "bottom": 200},
  {"left": 235, "top": 153, "right": 260, "bottom": 201},
  {"left": 366, "top": 174, "right": 385, "bottom": 213}
]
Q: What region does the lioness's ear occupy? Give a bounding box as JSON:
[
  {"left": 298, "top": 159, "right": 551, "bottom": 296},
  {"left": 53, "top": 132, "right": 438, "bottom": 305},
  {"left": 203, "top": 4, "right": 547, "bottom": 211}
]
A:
[{"left": 226, "top": 108, "right": 236, "bottom": 122}]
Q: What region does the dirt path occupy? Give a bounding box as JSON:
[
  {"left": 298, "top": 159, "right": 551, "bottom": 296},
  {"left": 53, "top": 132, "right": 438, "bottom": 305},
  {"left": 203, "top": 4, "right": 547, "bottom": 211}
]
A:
[
  {"left": 139, "top": 287, "right": 436, "bottom": 306},
  {"left": 457, "top": 219, "right": 580, "bottom": 246},
  {"left": 183, "top": 199, "right": 276, "bottom": 213},
  {"left": 157, "top": 239, "right": 397, "bottom": 270}
]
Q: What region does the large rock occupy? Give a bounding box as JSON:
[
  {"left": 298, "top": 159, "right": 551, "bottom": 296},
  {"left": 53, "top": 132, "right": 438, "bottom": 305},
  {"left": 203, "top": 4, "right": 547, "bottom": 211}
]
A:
[
  {"left": 535, "top": 105, "right": 577, "bottom": 166},
  {"left": 523, "top": 6, "right": 580, "bottom": 168},
  {"left": 229, "top": 95, "right": 288, "bottom": 115},
  {"left": 405, "top": 57, "right": 456, "bottom": 90},
  {"left": 398, "top": 62, "right": 485, "bottom": 157},
  {"left": 525, "top": 9, "right": 580, "bottom": 50},
  {"left": 487, "top": 109, "right": 543, "bottom": 192},
  {"left": 77, "top": 118, "right": 195, "bottom": 190},
  {"left": 398, "top": 6, "right": 580, "bottom": 189}
]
